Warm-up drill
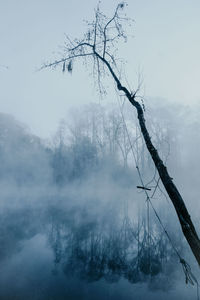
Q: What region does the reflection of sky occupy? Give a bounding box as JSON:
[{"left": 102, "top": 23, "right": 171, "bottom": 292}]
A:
[
  {"left": 0, "top": 217, "right": 196, "bottom": 300},
  {"left": 0, "top": 0, "right": 200, "bottom": 138}
]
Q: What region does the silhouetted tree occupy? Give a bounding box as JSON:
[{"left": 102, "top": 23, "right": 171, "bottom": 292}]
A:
[{"left": 42, "top": 3, "right": 200, "bottom": 265}]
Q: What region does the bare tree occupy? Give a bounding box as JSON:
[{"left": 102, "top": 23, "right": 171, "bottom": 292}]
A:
[{"left": 42, "top": 2, "right": 200, "bottom": 265}]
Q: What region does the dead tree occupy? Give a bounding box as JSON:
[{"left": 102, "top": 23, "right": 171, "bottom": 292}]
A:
[{"left": 41, "top": 2, "right": 200, "bottom": 265}]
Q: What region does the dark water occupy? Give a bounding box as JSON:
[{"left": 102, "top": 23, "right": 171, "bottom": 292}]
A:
[{"left": 0, "top": 193, "right": 197, "bottom": 300}]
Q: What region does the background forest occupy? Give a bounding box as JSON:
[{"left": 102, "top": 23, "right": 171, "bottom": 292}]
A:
[{"left": 0, "top": 99, "right": 200, "bottom": 299}]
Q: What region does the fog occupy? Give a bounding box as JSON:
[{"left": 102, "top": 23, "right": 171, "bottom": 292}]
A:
[
  {"left": 1, "top": 1, "right": 200, "bottom": 299},
  {"left": 1, "top": 0, "right": 200, "bottom": 138},
  {"left": 0, "top": 101, "right": 199, "bottom": 299}
]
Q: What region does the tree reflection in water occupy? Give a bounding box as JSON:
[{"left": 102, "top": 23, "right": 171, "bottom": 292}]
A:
[{"left": 48, "top": 208, "right": 179, "bottom": 287}]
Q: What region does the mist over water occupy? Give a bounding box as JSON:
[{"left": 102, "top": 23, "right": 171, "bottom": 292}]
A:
[{"left": 0, "top": 101, "right": 199, "bottom": 299}]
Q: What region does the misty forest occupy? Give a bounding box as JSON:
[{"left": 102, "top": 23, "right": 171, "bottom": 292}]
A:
[{"left": 1, "top": 1, "right": 200, "bottom": 300}]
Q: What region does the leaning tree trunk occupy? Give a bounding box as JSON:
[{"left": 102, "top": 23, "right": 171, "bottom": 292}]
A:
[
  {"left": 97, "top": 55, "right": 200, "bottom": 265},
  {"left": 127, "top": 92, "right": 200, "bottom": 265}
]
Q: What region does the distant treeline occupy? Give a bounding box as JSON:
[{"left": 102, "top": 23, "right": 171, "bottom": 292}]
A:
[{"left": 0, "top": 102, "right": 175, "bottom": 187}]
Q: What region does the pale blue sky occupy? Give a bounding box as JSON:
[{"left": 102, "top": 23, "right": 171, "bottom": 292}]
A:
[{"left": 0, "top": 0, "right": 200, "bottom": 137}]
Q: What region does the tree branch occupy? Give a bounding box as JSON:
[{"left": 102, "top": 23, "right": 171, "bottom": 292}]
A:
[{"left": 42, "top": 2, "right": 200, "bottom": 266}]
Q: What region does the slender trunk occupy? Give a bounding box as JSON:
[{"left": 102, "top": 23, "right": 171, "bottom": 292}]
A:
[
  {"left": 127, "top": 94, "right": 200, "bottom": 265},
  {"left": 99, "top": 53, "right": 200, "bottom": 265}
]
